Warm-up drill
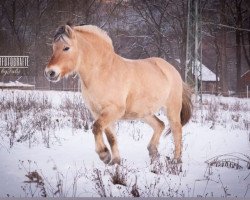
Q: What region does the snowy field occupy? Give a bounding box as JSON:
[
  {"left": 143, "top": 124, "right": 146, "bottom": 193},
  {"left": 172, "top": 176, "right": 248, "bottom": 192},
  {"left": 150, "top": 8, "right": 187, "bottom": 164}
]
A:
[{"left": 0, "top": 89, "right": 249, "bottom": 197}]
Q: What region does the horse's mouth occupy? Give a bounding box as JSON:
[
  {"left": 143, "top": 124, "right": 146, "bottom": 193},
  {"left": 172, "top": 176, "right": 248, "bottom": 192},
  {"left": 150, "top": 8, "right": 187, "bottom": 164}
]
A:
[
  {"left": 48, "top": 74, "right": 60, "bottom": 82},
  {"left": 44, "top": 71, "right": 61, "bottom": 82}
]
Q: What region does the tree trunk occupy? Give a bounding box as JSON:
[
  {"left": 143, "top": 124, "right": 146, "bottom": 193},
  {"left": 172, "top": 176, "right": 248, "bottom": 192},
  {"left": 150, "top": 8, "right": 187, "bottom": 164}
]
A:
[
  {"left": 235, "top": 1, "right": 242, "bottom": 93},
  {"left": 219, "top": 0, "right": 229, "bottom": 96}
]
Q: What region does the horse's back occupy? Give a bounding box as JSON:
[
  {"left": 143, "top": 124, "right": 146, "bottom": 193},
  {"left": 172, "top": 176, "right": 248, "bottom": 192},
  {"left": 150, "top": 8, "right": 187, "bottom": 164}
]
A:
[
  {"left": 122, "top": 56, "right": 182, "bottom": 95},
  {"left": 145, "top": 57, "right": 183, "bottom": 105}
]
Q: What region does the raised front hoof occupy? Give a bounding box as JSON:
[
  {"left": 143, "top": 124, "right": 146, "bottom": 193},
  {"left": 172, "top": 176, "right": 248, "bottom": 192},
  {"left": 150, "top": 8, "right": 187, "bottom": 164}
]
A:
[
  {"left": 98, "top": 148, "right": 111, "bottom": 164},
  {"left": 108, "top": 157, "right": 121, "bottom": 166}
]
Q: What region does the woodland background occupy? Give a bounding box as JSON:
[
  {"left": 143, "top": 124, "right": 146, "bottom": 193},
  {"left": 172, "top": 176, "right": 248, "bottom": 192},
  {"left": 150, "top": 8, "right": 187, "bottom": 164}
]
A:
[{"left": 0, "top": 0, "right": 250, "bottom": 94}]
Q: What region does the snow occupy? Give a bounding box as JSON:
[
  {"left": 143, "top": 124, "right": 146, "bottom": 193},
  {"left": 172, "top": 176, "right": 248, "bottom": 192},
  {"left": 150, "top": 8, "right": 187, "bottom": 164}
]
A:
[
  {"left": 175, "top": 59, "right": 217, "bottom": 82},
  {"left": 0, "top": 90, "right": 249, "bottom": 197},
  {"left": 0, "top": 81, "right": 34, "bottom": 88}
]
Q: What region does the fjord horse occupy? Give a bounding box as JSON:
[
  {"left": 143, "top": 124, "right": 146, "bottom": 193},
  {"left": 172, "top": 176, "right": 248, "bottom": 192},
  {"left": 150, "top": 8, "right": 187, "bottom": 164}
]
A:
[{"left": 45, "top": 24, "right": 192, "bottom": 165}]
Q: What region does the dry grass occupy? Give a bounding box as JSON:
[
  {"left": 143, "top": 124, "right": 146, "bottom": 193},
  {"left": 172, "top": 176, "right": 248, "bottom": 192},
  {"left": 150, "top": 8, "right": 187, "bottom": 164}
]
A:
[
  {"left": 108, "top": 165, "right": 127, "bottom": 186},
  {"left": 59, "top": 94, "right": 92, "bottom": 130},
  {"left": 0, "top": 92, "right": 92, "bottom": 148},
  {"left": 151, "top": 157, "right": 183, "bottom": 175},
  {"left": 20, "top": 160, "right": 85, "bottom": 197}
]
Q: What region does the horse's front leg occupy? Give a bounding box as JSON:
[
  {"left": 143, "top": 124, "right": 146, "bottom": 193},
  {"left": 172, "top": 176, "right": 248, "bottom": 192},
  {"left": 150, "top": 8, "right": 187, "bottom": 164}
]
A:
[
  {"left": 105, "top": 126, "right": 121, "bottom": 165},
  {"left": 92, "top": 105, "right": 124, "bottom": 164}
]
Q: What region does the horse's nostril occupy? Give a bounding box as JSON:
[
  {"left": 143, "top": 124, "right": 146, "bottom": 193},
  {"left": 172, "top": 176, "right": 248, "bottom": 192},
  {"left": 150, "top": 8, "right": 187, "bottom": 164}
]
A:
[
  {"left": 48, "top": 70, "right": 56, "bottom": 78},
  {"left": 44, "top": 68, "right": 60, "bottom": 82}
]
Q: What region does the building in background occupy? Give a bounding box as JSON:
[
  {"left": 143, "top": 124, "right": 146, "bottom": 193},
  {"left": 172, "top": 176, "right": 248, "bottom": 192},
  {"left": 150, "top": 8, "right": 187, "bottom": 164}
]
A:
[
  {"left": 175, "top": 59, "right": 218, "bottom": 94},
  {"left": 240, "top": 70, "right": 250, "bottom": 97}
]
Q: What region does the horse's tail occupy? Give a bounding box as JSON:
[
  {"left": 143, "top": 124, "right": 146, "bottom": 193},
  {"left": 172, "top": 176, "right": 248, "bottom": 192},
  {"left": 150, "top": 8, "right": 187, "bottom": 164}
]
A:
[
  {"left": 180, "top": 82, "right": 193, "bottom": 126},
  {"left": 164, "top": 82, "right": 193, "bottom": 136}
]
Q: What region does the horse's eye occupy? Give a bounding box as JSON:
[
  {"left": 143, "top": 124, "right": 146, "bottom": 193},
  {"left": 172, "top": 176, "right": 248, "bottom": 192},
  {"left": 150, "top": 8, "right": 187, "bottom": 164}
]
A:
[{"left": 63, "top": 47, "right": 70, "bottom": 51}]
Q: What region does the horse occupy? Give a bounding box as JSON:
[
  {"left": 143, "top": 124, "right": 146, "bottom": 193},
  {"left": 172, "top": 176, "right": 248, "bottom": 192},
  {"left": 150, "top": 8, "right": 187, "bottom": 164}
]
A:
[{"left": 45, "top": 24, "right": 192, "bottom": 165}]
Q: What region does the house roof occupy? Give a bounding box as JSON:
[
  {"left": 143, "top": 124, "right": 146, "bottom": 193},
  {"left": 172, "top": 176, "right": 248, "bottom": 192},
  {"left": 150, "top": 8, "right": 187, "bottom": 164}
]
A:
[
  {"left": 175, "top": 59, "right": 218, "bottom": 82},
  {"left": 241, "top": 70, "right": 250, "bottom": 78}
]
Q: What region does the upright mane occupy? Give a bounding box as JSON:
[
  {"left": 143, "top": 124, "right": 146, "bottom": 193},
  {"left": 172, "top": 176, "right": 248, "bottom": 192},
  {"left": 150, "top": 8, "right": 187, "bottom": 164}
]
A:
[{"left": 74, "top": 25, "right": 114, "bottom": 50}]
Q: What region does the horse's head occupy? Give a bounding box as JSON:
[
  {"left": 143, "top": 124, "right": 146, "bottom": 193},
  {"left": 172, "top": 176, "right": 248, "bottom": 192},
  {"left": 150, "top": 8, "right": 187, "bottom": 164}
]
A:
[{"left": 45, "top": 25, "right": 79, "bottom": 82}]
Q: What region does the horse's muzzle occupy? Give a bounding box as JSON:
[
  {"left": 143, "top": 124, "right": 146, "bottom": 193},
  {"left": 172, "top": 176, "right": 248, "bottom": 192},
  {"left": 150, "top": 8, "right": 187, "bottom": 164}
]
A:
[{"left": 44, "top": 69, "right": 60, "bottom": 82}]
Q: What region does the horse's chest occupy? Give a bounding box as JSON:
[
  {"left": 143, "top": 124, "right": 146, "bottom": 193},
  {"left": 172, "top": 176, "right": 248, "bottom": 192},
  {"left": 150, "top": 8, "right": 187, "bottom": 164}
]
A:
[{"left": 81, "top": 89, "right": 107, "bottom": 116}]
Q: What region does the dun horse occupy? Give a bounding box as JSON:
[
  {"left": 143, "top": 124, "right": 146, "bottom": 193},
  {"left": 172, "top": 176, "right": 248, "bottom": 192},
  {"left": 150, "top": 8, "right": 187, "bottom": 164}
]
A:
[{"left": 45, "top": 24, "right": 192, "bottom": 165}]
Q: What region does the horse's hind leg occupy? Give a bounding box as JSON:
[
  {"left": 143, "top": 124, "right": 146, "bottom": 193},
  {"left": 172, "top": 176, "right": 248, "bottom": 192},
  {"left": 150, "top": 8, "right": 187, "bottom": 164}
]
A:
[
  {"left": 105, "top": 126, "right": 121, "bottom": 165},
  {"left": 143, "top": 115, "right": 165, "bottom": 162},
  {"left": 166, "top": 102, "right": 182, "bottom": 162}
]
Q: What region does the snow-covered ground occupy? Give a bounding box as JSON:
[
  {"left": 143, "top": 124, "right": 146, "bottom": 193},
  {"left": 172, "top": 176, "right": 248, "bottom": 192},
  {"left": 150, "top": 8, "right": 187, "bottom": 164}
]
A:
[
  {"left": 0, "top": 89, "right": 249, "bottom": 197},
  {"left": 0, "top": 81, "right": 35, "bottom": 88}
]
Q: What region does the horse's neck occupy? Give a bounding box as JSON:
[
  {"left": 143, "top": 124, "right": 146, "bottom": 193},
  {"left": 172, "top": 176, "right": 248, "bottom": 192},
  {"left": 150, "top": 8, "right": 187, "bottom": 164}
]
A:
[
  {"left": 76, "top": 33, "right": 116, "bottom": 88},
  {"left": 77, "top": 50, "right": 115, "bottom": 89}
]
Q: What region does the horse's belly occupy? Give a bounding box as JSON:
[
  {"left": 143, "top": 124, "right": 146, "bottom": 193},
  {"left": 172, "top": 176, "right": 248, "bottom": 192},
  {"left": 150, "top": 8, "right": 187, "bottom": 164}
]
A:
[{"left": 123, "top": 99, "right": 163, "bottom": 119}]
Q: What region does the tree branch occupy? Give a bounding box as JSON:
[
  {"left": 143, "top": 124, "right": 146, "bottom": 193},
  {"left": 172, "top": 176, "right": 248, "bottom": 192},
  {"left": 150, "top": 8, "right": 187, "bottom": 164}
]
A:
[{"left": 203, "top": 21, "right": 250, "bottom": 32}]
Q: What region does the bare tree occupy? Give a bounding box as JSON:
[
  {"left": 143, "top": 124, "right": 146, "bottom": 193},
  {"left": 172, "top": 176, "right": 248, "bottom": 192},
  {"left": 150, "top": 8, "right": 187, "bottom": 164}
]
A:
[
  {"left": 0, "top": 0, "right": 249, "bottom": 94},
  {"left": 218, "top": 0, "right": 229, "bottom": 95},
  {"left": 226, "top": 0, "right": 249, "bottom": 93},
  {"left": 1, "top": 0, "right": 31, "bottom": 54},
  {"left": 131, "top": 0, "right": 173, "bottom": 59}
]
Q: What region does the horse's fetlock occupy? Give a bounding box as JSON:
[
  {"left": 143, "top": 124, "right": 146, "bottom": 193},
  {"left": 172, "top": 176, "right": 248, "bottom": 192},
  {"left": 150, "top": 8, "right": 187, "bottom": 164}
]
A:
[
  {"left": 98, "top": 147, "right": 111, "bottom": 164},
  {"left": 147, "top": 144, "right": 157, "bottom": 152},
  {"left": 103, "top": 146, "right": 109, "bottom": 153},
  {"left": 96, "top": 146, "right": 107, "bottom": 154},
  {"left": 109, "top": 157, "right": 121, "bottom": 165}
]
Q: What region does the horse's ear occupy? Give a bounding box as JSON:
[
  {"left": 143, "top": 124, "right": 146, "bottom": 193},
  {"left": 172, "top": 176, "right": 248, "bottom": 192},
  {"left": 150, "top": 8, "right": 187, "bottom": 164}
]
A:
[{"left": 65, "top": 25, "right": 75, "bottom": 39}]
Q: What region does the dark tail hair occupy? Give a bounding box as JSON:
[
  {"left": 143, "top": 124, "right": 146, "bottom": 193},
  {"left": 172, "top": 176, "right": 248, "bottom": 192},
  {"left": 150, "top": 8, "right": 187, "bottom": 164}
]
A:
[
  {"left": 164, "top": 82, "right": 193, "bottom": 136},
  {"left": 180, "top": 82, "right": 193, "bottom": 126}
]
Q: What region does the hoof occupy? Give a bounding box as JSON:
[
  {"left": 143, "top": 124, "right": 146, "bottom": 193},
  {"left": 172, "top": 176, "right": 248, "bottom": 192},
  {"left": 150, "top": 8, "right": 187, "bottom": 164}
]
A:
[
  {"left": 98, "top": 148, "right": 111, "bottom": 164},
  {"left": 148, "top": 146, "right": 160, "bottom": 163},
  {"left": 150, "top": 154, "right": 160, "bottom": 164},
  {"left": 172, "top": 158, "right": 182, "bottom": 164},
  {"left": 108, "top": 157, "right": 121, "bottom": 166}
]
